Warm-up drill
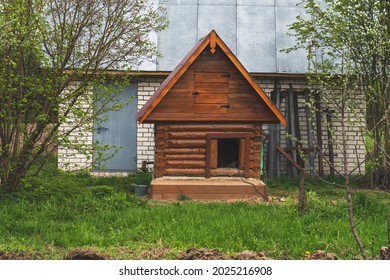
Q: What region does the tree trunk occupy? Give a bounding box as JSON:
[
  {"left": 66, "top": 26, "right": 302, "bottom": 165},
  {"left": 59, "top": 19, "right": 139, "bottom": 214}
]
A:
[
  {"left": 345, "top": 177, "right": 367, "bottom": 259},
  {"left": 384, "top": 111, "right": 390, "bottom": 189},
  {"left": 298, "top": 170, "right": 306, "bottom": 212},
  {"left": 341, "top": 107, "right": 367, "bottom": 258}
]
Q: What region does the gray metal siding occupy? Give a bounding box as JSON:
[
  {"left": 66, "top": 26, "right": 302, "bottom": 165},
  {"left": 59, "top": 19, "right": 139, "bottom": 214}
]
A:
[{"left": 151, "top": 0, "right": 307, "bottom": 73}]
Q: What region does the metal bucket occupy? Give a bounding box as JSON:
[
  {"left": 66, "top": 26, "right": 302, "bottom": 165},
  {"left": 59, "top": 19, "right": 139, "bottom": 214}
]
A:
[{"left": 134, "top": 184, "right": 149, "bottom": 196}]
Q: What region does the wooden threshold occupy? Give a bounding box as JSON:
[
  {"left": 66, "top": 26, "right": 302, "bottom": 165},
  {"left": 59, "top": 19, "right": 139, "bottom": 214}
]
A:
[{"left": 150, "top": 177, "right": 266, "bottom": 200}]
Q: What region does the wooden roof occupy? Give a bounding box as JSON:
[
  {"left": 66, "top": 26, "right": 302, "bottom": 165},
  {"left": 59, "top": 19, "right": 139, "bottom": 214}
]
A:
[{"left": 136, "top": 30, "right": 286, "bottom": 126}]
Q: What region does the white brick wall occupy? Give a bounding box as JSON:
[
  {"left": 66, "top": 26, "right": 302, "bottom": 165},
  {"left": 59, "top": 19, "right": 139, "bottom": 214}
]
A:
[
  {"left": 136, "top": 77, "right": 165, "bottom": 169},
  {"left": 58, "top": 85, "right": 94, "bottom": 171}
]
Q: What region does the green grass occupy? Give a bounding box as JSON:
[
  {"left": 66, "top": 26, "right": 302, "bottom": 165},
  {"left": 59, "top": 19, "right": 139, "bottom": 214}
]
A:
[{"left": 0, "top": 158, "right": 389, "bottom": 259}]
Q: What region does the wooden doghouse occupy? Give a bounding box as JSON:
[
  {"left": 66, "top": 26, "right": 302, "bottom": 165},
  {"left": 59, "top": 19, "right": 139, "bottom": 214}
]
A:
[{"left": 136, "top": 30, "right": 286, "bottom": 200}]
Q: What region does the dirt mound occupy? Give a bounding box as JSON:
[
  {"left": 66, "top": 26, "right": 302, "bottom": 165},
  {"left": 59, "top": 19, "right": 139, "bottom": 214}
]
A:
[
  {"left": 138, "top": 246, "right": 173, "bottom": 260},
  {"left": 0, "top": 251, "right": 37, "bottom": 260},
  {"left": 304, "top": 250, "right": 337, "bottom": 260},
  {"left": 176, "top": 248, "right": 227, "bottom": 260},
  {"left": 65, "top": 248, "right": 112, "bottom": 260},
  {"left": 176, "top": 248, "right": 272, "bottom": 260},
  {"left": 233, "top": 250, "right": 271, "bottom": 260},
  {"left": 379, "top": 246, "right": 389, "bottom": 260}
]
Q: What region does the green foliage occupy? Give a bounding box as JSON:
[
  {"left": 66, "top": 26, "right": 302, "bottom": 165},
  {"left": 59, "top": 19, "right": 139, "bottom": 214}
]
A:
[
  {"left": 134, "top": 172, "right": 152, "bottom": 185},
  {"left": 90, "top": 186, "right": 115, "bottom": 198},
  {"left": 352, "top": 192, "right": 384, "bottom": 216},
  {"left": 0, "top": 0, "right": 167, "bottom": 191},
  {"left": 287, "top": 0, "right": 390, "bottom": 185}
]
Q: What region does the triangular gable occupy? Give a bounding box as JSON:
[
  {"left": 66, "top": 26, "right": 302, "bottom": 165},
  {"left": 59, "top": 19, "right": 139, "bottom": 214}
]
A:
[{"left": 136, "top": 30, "right": 286, "bottom": 126}]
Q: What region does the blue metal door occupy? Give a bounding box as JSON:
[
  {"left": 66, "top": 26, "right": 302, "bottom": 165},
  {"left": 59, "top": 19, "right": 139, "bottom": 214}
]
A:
[{"left": 93, "top": 84, "right": 137, "bottom": 171}]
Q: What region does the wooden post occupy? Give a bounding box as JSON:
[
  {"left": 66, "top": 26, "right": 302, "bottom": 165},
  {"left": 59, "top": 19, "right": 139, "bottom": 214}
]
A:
[
  {"left": 305, "top": 91, "right": 315, "bottom": 176},
  {"left": 388, "top": 209, "right": 390, "bottom": 260},
  {"left": 276, "top": 145, "right": 306, "bottom": 211},
  {"left": 286, "top": 91, "right": 292, "bottom": 177},
  {"left": 293, "top": 91, "right": 304, "bottom": 170},
  {"left": 289, "top": 86, "right": 298, "bottom": 178},
  {"left": 314, "top": 91, "right": 324, "bottom": 176},
  {"left": 326, "top": 109, "right": 335, "bottom": 176},
  {"left": 268, "top": 80, "right": 281, "bottom": 177},
  {"left": 275, "top": 86, "right": 281, "bottom": 178}
]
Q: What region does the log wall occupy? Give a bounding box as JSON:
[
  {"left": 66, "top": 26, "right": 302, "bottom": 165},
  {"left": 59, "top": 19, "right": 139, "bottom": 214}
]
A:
[{"left": 154, "top": 123, "right": 262, "bottom": 179}]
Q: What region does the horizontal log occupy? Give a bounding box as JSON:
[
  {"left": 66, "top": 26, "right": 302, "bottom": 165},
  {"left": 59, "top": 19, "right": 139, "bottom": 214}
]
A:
[
  {"left": 164, "top": 168, "right": 205, "bottom": 176},
  {"left": 166, "top": 139, "right": 206, "bottom": 148},
  {"left": 165, "top": 154, "right": 205, "bottom": 160},
  {"left": 167, "top": 131, "right": 207, "bottom": 139},
  {"left": 210, "top": 168, "right": 244, "bottom": 176},
  {"left": 164, "top": 148, "right": 206, "bottom": 155},
  {"left": 164, "top": 160, "right": 205, "bottom": 168}
]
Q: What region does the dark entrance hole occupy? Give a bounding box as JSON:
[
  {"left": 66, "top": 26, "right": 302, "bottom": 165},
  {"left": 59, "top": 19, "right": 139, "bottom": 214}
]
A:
[{"left": 217, "top": 138, "right": 239, "bottom": 168}]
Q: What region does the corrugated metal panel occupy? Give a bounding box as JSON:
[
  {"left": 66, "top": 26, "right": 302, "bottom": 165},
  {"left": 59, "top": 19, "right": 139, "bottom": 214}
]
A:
[
  {"left": 197, "top": 4, "right": 237, "bottom": 53},
  {"left": 148, "top": 0, "right": 309, "bottom": 73},
  {"left": 276, "top": 5, "right": 307, "bottom": 73},
  {"left": 156, "top": 3, "right": 198, "bottom": 70},
  {"left": 237, "top": 5, "right": 276, "bottom": 72}
]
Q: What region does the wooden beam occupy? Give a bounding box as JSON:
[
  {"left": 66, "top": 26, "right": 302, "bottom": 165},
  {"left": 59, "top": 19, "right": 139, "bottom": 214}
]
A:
[
  {"left": 326, "top": 109, "right": 335, "bottom": 175},
  {"left": 210, "top": 30, "right": 216, "bottom": 54},
  {"left": 314, "top": 91, "right": 324, "bottom": 176},
  {"left": 210, "top": 139, "right": 218, "bottom": 169},
  {"left": 276, "top": 145, "right": 303, "bottom": 172}
]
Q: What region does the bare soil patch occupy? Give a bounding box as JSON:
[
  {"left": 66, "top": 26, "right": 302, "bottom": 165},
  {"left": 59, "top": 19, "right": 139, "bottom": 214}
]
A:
[
  {"left": 0, "top": 251, "right": 40, "bottom": 260},
  {"left": 304, "top": 250, "right": 338, "bottom": 260},
  {"left": 65, "top": 248, "right": 113, "bottom": 260},
  {"left": 176, "top": 247, "right": 271, "bottom": 260}
]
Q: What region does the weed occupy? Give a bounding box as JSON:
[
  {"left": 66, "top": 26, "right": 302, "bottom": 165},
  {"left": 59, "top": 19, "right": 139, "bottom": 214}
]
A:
[
  {"left": 91, "top": 186, "right": 115, "bottom": 198},
  {"left": 177, "top": 193, "right": 191, "bottom": 201}
]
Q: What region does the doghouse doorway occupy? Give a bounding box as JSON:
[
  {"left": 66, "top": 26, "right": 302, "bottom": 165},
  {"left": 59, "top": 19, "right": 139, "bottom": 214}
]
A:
[
  {"left": 206, "top": 133, "right": 250, "bottom": 178},
  {"left": 217, "top": 138, "right": 240, "bottom": 168}
]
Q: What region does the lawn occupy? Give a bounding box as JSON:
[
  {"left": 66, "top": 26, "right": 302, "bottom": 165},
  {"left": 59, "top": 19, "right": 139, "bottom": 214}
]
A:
[{"left": 0, "top": 158, "right": 389, "bottom": 260}]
